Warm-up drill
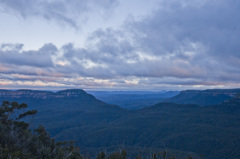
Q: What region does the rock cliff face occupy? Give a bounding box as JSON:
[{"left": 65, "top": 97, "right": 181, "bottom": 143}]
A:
[{"left": 0, "top": 89, "right": 92, "bottom": 99}]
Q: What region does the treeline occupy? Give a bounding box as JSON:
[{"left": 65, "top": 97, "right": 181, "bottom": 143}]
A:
[{"left": 0, "top": 101, "right": 189, "bottom": 159}]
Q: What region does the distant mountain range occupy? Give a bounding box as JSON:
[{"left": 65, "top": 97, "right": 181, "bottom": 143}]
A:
[
  {"left": 0, "top": 88, "right": 240, "bottom": 158},
  {"left": 88, "top": 91, "right": 179, "bottom": 109},
  {"left": 164, "top": 88, "right": 240, "bottom": 106}
]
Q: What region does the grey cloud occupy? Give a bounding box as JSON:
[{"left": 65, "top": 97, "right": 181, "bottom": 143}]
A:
[
  {"left": 55, "top": 23, "right": 240, "bottom": 84},
  {"left": 0, "top": 43, "right": 57, "bottom": 68},
  {"left": 118, "top": 0, "right": 240, "bottom": 81},
  {"left": 136, "top": 77, "right": 223, "bottom": 86},
  {"left": 0, "top": 0, "right": 118, "bottom": 28},
  {"left": 1, "top": 0, "right": 240, "bottom": 89},
  {"left": 57, "top": 29, "right": 138, "bottom": 78},
  {"left": 1, "top": 40, "right": 239, "bottom": 89},
  {"left": 1, "top": 43, "right": 24, "bottom": 51},
  {"left": 129, "top": 0, "right": 240, "bottom": 58},
  {"left": 0, "top": 72, "right": 59, "bottom": 83}
]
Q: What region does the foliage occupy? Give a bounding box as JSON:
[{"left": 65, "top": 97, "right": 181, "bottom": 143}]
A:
[
  {"left": 0, "top": 101, "right": 82, "bottom": 159},
  {"left": 107, "top": 149, "right": 127, "bottom": 159},
  {"left": 96, "top": 151, "right": 106, "bottom": 159}
]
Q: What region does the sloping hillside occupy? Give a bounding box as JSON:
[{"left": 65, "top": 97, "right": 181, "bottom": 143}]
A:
[
  {"left": 164, "top": 89, "right": 240, "bottom": 106},
  {"left": 0, "top": 89, "right": 126, "bottom": 137},
  {"left": 54, "top": 95, "right": 240, "bottom": 159}
]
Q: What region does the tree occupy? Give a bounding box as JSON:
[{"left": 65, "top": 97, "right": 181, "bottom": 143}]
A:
[
  {"left": 96, "top": 151, "right": 106, "bottom": 159},
  {"left": 107, "top": 149, "right": 127, "bottom": 159},
  {"left": 0, "top": 101, "right": 82, "bottom": 159}
]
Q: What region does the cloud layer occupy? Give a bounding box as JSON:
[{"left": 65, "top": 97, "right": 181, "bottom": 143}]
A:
[
  {"left": 0, "top": 0, "right": 240, "bottom": 90},
  {"left": 0, "top": 0, "right": 118, "bottom": 28}
]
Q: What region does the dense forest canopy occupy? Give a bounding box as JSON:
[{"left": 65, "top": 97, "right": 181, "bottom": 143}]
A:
[
  {"left": 1, "top": 89, "right": 240, "bottom": 158},
  {"left": 0, "top": 101, "right": 180, "bottom": 159}
]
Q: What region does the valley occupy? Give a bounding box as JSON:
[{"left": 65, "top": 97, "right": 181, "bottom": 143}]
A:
[{"left": 0, "top": 89, "right": 240, "bottom": 158}]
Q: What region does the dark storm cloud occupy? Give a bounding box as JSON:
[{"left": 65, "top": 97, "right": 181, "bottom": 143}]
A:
[{"left": 0, "top": 0, "right": 118, "bottom": 28}]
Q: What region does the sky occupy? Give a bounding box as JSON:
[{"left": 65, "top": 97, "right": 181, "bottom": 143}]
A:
[{"left": 0, "top": 0, "right": 240, "bottom": 91}]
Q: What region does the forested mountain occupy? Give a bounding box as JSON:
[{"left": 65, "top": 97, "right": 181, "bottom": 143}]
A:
[
  {"left": 0, "top": 89, "right": 126, "bottom": 137},
  {"left": 164, "top": 89, "right": 240, "bottom": 106},
  {"left": 58, "top": 96, "right": 240, "bottom": 159},
  {"left": 0, "top": 89, "right": 240, "bottom": 158}
]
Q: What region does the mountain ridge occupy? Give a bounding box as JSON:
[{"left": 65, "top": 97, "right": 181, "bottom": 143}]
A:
[
  {"left": 0, "top": 89, "right": 94, "bottom": 99},
  {"left": 164, "top": 88, "right": 240, "bottom": 106}
]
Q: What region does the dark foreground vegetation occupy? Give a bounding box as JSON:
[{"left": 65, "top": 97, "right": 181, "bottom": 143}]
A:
[{"left": 0, "top": 101, "right": 82, "bottom": 159}]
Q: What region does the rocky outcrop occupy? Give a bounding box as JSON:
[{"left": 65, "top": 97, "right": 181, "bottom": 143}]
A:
[{"left": 0, "top": 89, "right": 91, "bottom": 99}]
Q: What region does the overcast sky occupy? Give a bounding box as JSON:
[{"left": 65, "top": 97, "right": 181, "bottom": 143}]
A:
[{"left": 0, "top": 0, "right": 240, "bottom": 91}]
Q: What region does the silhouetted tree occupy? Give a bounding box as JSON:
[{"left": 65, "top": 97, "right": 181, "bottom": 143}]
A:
[
  {"left": 96, "top": 151, "right": 106, "bottom": 159},
  {"left": 107, "top": 149, "right": 127, "bottom": 159},
  {"left": 0, "top": 101, "right": 82, "bottom": 159}
]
